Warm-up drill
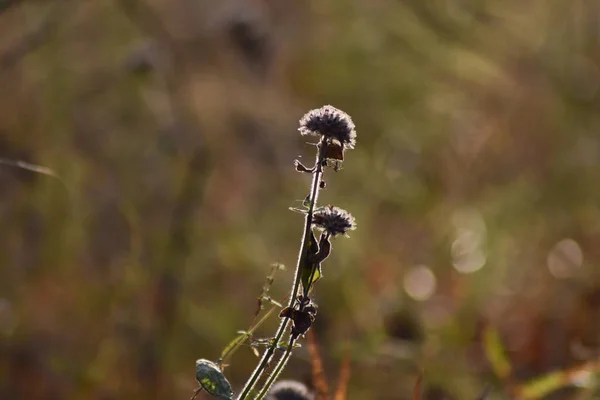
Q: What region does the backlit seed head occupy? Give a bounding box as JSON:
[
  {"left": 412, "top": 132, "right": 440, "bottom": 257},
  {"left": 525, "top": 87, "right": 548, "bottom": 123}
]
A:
[
  {"left": 266, "top": 380, "right": 315, "bottom": 400},
  {"left": 298, "top": 105, "right": 356, "bottom": 149},
  {"left": 312, "top": 206, "right": 356, "bottom": 237}
]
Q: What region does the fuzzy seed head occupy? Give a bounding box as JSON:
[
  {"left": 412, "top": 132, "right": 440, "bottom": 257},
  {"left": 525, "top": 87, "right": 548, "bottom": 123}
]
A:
[
  {"left": 298, "top": 105, "right": 356, "bottom": 149},
  {"left": 266, "top": 380, "right": 314, "bottom": 400},
  {"left": 312, "top": 206, "right": 356, "bottom": 237}
]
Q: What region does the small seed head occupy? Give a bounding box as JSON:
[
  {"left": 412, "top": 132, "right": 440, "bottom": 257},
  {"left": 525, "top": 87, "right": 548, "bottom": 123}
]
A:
[
  {"left": 266, "top": 380, "right": 314, "bottom": 400},
  {"left": 298, "top": 105, "right": 356, "bottom": 149},
  {"left": 312, "top": 206, "right": 356, "bottom": 237}
]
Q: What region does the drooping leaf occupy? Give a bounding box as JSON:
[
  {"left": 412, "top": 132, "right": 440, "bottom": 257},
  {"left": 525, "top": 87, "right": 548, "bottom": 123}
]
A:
[{"left": 195, "top": 359, "right": 234, "bottom": 400}]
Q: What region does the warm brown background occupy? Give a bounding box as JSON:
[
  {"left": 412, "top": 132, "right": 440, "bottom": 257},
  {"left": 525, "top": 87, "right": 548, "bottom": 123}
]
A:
[{"left": 1, "top": 1, "right": 599, "bottom": 399}]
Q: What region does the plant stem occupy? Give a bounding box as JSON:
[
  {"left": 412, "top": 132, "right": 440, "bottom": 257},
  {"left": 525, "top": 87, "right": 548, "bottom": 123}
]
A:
[
  {"left": 237, "top": 140, "right": 326, "bottom": 400},
  {"left": 255, "top": 334, "right": 297, "bottom": 399},
  {"left": 255, "top": 233, "right": 330, "bottom": 398}
]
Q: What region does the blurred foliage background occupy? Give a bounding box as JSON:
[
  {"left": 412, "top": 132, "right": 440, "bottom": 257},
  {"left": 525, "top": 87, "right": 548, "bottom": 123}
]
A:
[{"left": 1, "top": 0, "right": 600, "bottom": 399}]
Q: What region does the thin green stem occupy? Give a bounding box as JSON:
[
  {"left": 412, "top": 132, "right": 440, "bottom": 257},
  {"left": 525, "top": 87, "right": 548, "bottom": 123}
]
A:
[
  {"left": 255, "top": 232, "right": 328, "bottom": 398},
  {"left": 237, "top": 140, "right": 326, "bottom": 400},
  {"left": 255, "top": 334, "right": 297, "bottom": 399},
  {"left": 220, "top": 304, "right": 279, "bottom": 366}
]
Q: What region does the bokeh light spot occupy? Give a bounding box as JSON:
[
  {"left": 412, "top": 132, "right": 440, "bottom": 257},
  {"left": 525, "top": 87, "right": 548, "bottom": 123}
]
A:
[
  {"left": 451, "top": 208, "right": 487, "bottom": 274},
  {"left": 547, "top": 238, "right": 583, "bottom": 279},
  {"left": 453, "top": 248, "right": 487, "bottom": 274},
  {"left": 404, "top": 265, "right": 436, "bottom": 301}
]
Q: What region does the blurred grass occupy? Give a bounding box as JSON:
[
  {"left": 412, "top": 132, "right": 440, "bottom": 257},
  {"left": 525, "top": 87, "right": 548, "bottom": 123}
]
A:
[{"left": 1, "top": 0, "right": 600, "bottom": 399}]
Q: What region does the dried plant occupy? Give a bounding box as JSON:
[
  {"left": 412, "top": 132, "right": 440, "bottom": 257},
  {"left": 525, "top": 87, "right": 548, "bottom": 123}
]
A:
[{"left": 192, "top": 105, "right": 357, "bottom": 400}]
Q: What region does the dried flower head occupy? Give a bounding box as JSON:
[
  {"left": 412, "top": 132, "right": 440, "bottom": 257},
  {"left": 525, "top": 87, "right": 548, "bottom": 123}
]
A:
[
  {"left": 266, "top": 380, "right": 314, "bottom": 400},
  {"left": 298, "top": 105, "right": 356, "bottom": 149},
  {"left": 312, "top": 206, "right": 356, "bottom": 237}
]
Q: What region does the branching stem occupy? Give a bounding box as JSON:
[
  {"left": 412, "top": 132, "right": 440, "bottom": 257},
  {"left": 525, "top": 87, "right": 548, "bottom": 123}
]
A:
[{"left": 237, "top": 139, "right": 327, "bottom": 400}]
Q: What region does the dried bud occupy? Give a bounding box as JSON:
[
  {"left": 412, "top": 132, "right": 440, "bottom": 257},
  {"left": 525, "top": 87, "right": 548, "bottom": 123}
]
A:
[
  {"left": 312, "top": 206, "right": 356, "bottom": 237},
  {"left": 279, "top": 307, "right": 315, "bottom": 336},
  {"left": 266, "top": 380, "right": 314, "bottom": 400},
  {"left": 279, "top": 297, "right": 318, "bottom": 337},
  {"left": 290, "top": 309, "right": 315, "bottom": 336},
  {"left": 279, "top": 306, "right": 293, "bottom": 319},
  {"left": 324, "top": 141, "right": 344, "bottom": 161},
  {"left": 298, "top": 105, "right": 356, "bottom": 149},
  {"left": 303, "top": 303, "right": 318, "bottom": 316}
]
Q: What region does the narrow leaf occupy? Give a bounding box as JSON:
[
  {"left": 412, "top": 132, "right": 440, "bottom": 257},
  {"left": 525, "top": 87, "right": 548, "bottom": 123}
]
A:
[
  {"left": 301, "top": 230, "right": 322, "bottom": 293},
  {"left": 515, "top": 361, "right": 600, "bottom": 399},
  {"left": 483, "top": 326, "right": 512, "bottom": 380},
  {"left": 220, "top": 334, "right": 247, "bottom": 361}
]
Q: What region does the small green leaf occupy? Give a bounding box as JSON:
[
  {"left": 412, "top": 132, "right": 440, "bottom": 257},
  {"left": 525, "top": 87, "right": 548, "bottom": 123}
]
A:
[
  {"left": 308, "top": 265, "right": 322, "bottom": 288},
  {"left": 302, "top": 194, "right": 311, "bottom": 208},
  {"left": 195, "top": 359, "right": 234, "bottom": 400},
  {"left": 301, "top": 230, "right": 322, "bottom": 293}
]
